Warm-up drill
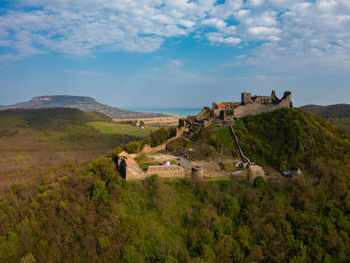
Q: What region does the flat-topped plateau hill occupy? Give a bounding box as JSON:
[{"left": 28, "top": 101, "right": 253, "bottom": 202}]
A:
[
  {"left": 1, "top": 108, "right": 350, "bottom": 262},
  {"left": 1, "top": 95, "right": 170, "bottom": 119},
  {"left": 0, "top": 108, "right": 155, "bottom": 184},
  {"left": 300, "top": 104, "right": 350, "bottom": 132}
]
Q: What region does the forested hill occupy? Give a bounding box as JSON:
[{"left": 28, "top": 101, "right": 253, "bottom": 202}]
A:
[
  {"left": 0, "top": 95, "right": 170, "bottom": 119},
  {"left": 1, "top": 108, "right": 350, "bottom": 262},
  {"left": 0, "top": 107, "right": 111, "bottom": 129},
  {"left": 300, "top": 104, "right": 350, "bottom": 131},
  {"left": 234, "top": 109, "right": 350, "bottom": 172},
  {"left": 0, "top": 108, "right": 142, "bottom": 178}
]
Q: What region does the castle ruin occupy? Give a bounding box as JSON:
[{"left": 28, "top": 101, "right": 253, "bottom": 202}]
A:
[
  {"left": 212, "top": 90, "right": 292, "bottom": 121},
  {"left": 179, "top": 91, "right": 292, "bottom": 132},
  {"left": 116, "top": 91, "right": 293, "bottom": 181},
  {"left": 116, "top": 151, "right": 186, "bottom": 180}
]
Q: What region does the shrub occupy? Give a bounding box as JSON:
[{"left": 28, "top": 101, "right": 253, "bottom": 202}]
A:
[
  {"left": 91, "top": 180, "right": 109, "bottom": 205},
  {"left": 125, "top": 141, "right": 143, "bottom": 154},
  {"left": 88, "top": 157, "right": 116, "bottom": 182},
  {"left": 98, "top": 236, "right": 111, "bottom": 252},
  {"left": 122, "top": 245, "right": 136, "bottom": 263},
  {"left": 110, "top": 146, "right": 123, "bottom": 162},
  {"left": 253, "top": 176, "right": 267, "bottom": 190},
  {"left": 151, "top": 127, "right": 170, "bottom": 147},
  {"left": 222, "top": 195, "right": 240, "bottom": 220}
]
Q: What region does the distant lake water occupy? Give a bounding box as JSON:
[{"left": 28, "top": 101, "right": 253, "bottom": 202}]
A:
[{"left": 125, "top": 107, "right": 202, "bottom": 117}]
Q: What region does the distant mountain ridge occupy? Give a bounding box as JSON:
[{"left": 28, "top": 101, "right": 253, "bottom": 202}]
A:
[
  {"left": 0, "top": 95, "right": 170, "bottom": 119},
  {"left": 300, "top": 104, "right": 350, "bottom": 132}
]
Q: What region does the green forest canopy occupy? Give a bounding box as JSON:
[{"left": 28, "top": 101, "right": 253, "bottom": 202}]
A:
[{"left": 0, "top": 108, "right": 349, "bottom": 262}]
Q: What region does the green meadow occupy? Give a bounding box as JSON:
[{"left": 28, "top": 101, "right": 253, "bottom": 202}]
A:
[{"left": 88, "top": 121, "right": 154, "bottom": 137}]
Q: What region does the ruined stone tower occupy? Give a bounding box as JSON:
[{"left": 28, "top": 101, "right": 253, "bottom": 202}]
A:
[{"left": 241, "top": 92, "right": 252, "bottom": 105}]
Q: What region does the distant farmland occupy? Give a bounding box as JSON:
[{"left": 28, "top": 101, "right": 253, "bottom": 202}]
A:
[{"left": 88, "top": 121, "right": 155, "bottom": 137}]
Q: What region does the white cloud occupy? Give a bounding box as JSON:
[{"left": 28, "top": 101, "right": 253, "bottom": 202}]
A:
[
  {"left": 201, "top": 18, "right": 227, "bottom": 29},
  {"left": 166, "top": 60, "right": 184, "bottom": 69},
  {"left": 206, "top": 33, "right": 241, "bottom": 45},
  {"left": 248, "top": 26, "right": 281, "bottom": 36},
  {"left": 65, "top": 69, "right": 105, "bottom": 77},
  {"left": 236, "top": 74, "right": 268, "bottom": 80},
  {"left": 247, "top": 0, "right": 265, "bottom": 7},
  {"left": 0, "top": 0, "right": 349, "bottom": 72}
]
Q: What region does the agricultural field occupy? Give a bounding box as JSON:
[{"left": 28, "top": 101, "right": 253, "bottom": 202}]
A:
[{"left": 88, "top": 121, "right": 154, "bottom": 137}]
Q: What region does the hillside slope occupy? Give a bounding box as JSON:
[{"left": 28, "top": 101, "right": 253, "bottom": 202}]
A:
[
  {"left": 234, "top": 109, "right": 350, "bottom": 175},
  {"left": 1, "top": 95, "right": 170, "bottom": 119},
  {"left": 0, "top": 109, "right": 349, "bottom": 262},
  {"left": 169, "top": 109, "right": 350, "bottom": 180},
  {"left": 300, "top": 104, "right": 350, "bottom": 132},
  {"left": 0, "top": 108, "right": 143, "bottom": 179}
]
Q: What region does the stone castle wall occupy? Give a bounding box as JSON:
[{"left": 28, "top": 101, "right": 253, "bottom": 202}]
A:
[
  {"left": 146, "top": 165, "right": 185, "bottom": 178},
  {"left": 233, "top": 94, "right": 291, "bottom": 119},
  {"left": 125, "top": 167, "right": 146, "bottom": 180}
]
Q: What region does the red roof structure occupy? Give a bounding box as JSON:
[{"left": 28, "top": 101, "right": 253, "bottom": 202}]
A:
[{"left": 218, "top": 102, "right": 241, "bottom": 109}]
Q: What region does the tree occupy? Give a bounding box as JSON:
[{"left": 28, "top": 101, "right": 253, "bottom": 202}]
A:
[
  {"left": 151, "top": 127, "right": 170, "bottom": 146},
  {"left": 122, "top": 245, "right": 136, "bottom": 263},
  {"left": 125, "top": 141, "right": 143, "bottom": 154},
  {"left": 222, "top": 194, "right": 240, "bottom": 220},
  {"left": 91, "top": 180, "right": 109, "bottom": 206},
  {"left": 253, "top": 176, "right": 267, "bottom": 190}
]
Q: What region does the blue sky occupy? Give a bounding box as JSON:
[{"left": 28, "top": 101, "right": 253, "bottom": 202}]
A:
[{"left": 1, "top": 0, "right": 350, "bottom": 108}]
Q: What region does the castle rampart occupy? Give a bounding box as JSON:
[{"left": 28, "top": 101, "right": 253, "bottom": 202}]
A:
[
  {"left": 178, "top": 91, "right": 292, "bottom": 137},
  {"left": 232, "top": 91, "right": 292, "bottom": 119},
  {"left": 212, "top": 91, "right": 291, "bottom": 120},
  {"left": 146, "top": 165, "right": 185, "bottom": 178},
  {"left": 117, "top": 151, "right": 186, "bottom": 180}
]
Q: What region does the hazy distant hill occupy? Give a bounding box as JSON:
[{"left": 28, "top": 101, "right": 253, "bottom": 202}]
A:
[
  {"left": 1, "top": 95, "right": 170, "bottom": 119},
  {"left": 300, "top": 104, "right": 350, "bottom": 132}
]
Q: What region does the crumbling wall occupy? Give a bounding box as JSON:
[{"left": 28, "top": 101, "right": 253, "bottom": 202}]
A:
[
  {"left": 233, "top": 93, "right": 291, "bottom": 119},
  {"left": 118, "top": 159, "right": 145, "bottom": 180},
  {"left": 248, "top": 165, "right": 265, "bottom": 181},
  {"left": 125, "top": 167, "right": 146, "bottom": 180},
  {"left": 146, "top": 165, "right": 185, "bottom": 178}
]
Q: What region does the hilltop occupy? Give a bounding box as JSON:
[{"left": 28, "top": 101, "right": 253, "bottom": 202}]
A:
[
  {"left": 168, "top": 108, "right": 350, "bottom": 176},
  {"left": 1, "top": 95, "right": 170, "bottom": 119},
  {"left": 300, "top": 104, "right": 350, "bottom": 132}
]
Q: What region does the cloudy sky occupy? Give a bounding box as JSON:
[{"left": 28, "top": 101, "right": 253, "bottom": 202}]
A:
[{"left": 1, "top": 0, "right": 350, "bottom": 107}]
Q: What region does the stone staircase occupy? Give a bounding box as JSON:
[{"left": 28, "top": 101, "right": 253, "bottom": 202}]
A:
[{"left": 228, "top": 125, "right": 251, "bottom": 165}]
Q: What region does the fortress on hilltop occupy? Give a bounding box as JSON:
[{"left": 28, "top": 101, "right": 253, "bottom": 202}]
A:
[
  {"left": 116, "top": 91, "right": 296, "bottom": 181},
  {"left": 177, "top": 91, "right": 292, "bottom": 135},
  {"left": 212, "top": 90, "right": 292, "bottom": 120}
]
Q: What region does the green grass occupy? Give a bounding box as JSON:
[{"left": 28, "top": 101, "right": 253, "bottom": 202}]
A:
[
  {"left": 13, "top": 153, "right": 32, "bottom": 160},
  {"left": 205, "top": 177, "right": 232, "bottom": 182},
  {"left": 88, "top": 121, "right": 154, "bottom": 137},
  {"left": 134, "top": 154, "right": 161, "bottom": 170},
  {"left": 223, "top": 162, "right": 237, "bottom": 172}
]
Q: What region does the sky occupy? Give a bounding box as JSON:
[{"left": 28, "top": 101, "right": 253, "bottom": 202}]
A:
[{"left": 1, "top": 0, "right": 350, "bottom": 108}]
